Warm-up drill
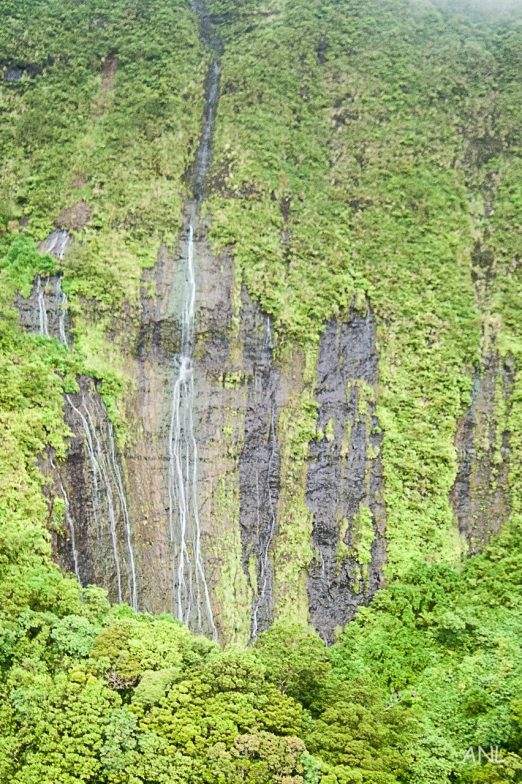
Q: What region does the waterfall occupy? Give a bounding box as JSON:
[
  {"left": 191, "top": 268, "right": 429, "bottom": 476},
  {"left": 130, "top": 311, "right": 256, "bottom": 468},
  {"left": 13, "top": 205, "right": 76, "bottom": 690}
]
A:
[
  {"left": 167, "top": 224, "right": 217, "bottom": 639},
  {"left": 35, "top": 273, "right": 69, "bottom": 346},
  {"left": 107, "top": 420, "right": 138, "bottom": 611},
  {"left": 33, "top": 230, "right": 71, "bottom": 345},
  {"left": 56, "top": 275, "right": 69, "bottom": 348},
  {"left": 36, "top": 276, "right": 49, "bottom": 337},
  {"left": 40, "top": 229, "right": 73, "bottom": 260},
  {"left": 65, "top": 394, "right": 124, "bottom": 604},
  {"left": 193, "top": 61, "right": 220, "bottom": 199},
  {"left": 50, "top": 456, "right": 81, "bottom": 584},
  {"left": 250, "top": 402, "right": 278, "bottom": 640},
  {"left": 164, "top": 9, "right": 221, "bottom": 635},
  {"left": 61, "top": 481, "right": 81, "bottom": 584}
]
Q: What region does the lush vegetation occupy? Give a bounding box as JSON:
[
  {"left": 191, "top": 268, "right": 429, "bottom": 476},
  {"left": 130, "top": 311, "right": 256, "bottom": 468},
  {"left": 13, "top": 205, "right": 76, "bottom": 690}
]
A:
[
  {"left": 0, "top": 0, "right": 206, "bottom": 422},
  {"left": 3, "top": 0, "right": 522, "bottom": 781},
  {"left": 206, "top": 0, "right": 522, "bottom": 576},
  {"left": 5, "top": 500, "right": 522, "bottom": 781}
]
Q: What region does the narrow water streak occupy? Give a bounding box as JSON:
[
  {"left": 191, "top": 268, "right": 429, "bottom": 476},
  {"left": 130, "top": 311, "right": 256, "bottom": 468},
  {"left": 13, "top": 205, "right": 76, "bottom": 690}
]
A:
[
  {"left": 250, "top": 403, "right": 278, "bottom": 640},
  {"left": 167, "top": 225, "right": 216, "bottom": 639},
  {"left": 36, "top": 276, "right": 49, "bottom": 337},
  {"left": 65, "top": 395, "right": 124, "bottom": 604},
  {"left": 107, "top": 421, "right": 138, "bottom": 611},
  {"left": 193, "top": 61, "right": 220, "bottom": 199},
  {"left": 50, "top": 456, "right": 81, "bottom": 584},
  {"left": 56, "top": 275, "right": 69, "bottom": 347},
  {"left": 40, "top": 229, "right": 73, "bottom": 259}
]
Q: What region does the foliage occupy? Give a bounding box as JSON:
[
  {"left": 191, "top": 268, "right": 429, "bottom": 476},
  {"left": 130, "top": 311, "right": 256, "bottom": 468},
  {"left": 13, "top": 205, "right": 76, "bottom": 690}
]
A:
[
  {"left": 0, "top": 0, "right": 206, "bottom": 423},
  {"left": 3, "top": 0, "right": 522, "bottom": 782}
]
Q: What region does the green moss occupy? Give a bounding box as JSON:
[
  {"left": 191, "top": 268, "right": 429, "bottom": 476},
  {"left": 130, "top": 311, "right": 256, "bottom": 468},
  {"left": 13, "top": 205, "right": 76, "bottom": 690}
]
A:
[
  {"left": 222, "top": 371, "right": 244, "bottom": 389},
  {"left": 206, "top": 0, "right": 505, "bottom": 579},
  {"left": 274, "top": 399, "right": 315, "bottom": 620},
  {"left": 324, "top": 418, "right": 335, "bottom": 443},
  {"left": 351, "top": 504, "right": 375, "bottom": 568},
  {"left": 0, "top": 0, "right": 206, "bottom": 434},
  {"left": 210, "top": 403, "right": 251, "bottom": 647}
]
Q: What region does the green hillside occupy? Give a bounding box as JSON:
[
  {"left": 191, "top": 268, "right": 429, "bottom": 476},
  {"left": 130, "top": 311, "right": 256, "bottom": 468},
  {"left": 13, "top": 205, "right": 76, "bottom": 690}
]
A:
[{"left": 2, "top": 0, "right": 522, "bottom": 781}]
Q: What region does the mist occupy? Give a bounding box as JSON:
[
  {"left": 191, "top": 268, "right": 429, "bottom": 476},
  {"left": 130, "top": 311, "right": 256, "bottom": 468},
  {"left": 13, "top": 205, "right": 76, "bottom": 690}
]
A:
[{"left": 433, "top": 0, "right": 522, "bottom": 16}]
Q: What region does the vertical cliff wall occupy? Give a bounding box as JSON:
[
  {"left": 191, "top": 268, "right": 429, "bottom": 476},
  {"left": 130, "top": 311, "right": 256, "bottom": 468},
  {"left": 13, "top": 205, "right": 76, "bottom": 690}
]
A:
[
  {"left": 7, "top": 0, "right": 522, "bottom": 645},
  {"left": 306, "top": 309, "right": 385, "bottom": 643}
]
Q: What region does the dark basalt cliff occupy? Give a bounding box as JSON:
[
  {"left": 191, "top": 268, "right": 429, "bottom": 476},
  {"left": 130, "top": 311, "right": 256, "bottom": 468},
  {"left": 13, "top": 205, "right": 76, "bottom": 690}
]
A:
[{"left": 306, "top": 310, "right": 385, "bottom": 644}]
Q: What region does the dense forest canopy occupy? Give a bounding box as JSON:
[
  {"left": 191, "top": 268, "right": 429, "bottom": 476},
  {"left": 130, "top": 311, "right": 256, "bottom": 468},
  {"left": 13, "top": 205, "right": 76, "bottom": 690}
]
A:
[{"left": 3, "top": 0, "right": 522, "bottom": 781}]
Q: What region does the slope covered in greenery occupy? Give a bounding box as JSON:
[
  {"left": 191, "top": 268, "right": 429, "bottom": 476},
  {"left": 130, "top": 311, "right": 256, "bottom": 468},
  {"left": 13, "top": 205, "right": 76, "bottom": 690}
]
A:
[
  {"left": 3, "top": 0, "right": 522, "bottom": 781},
  {"left": 206, "top": 0, "right": 522, "bottom": 574},
  {"left": 5, "top": 506, "right": 522, "bottom": 782}
]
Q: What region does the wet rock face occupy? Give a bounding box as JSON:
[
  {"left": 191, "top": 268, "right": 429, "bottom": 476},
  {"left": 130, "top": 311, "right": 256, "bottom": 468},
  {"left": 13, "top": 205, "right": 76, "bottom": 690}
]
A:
[
  {"left": 451, "top": 351, "right": 515, "bottom": 553},
  {"left": 238, "top": 294, "right": 281, "bottom": 639},
  {"left": 39, "top": 229, "right": 74, "bottom": 259},
  {"left": 4, "top": 67, "right": 24, "bottom": 82},
  {"left": 306, "top": 308, "right": 386, "bottom": 644},
  {"left": 53, "top": 376, "right": 138, "bottom": 608},
  {"left": 16, "top": 231, "right": 74, "bottom": 344},
  {"left": 16, "top": 274, "right": 71, "bottom": 346}
]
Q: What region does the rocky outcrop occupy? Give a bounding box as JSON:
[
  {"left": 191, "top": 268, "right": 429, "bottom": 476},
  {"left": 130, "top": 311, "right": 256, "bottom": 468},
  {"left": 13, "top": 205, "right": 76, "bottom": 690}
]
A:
[
  {"left": 306, "top": 307, "right": 386, "bottom": 644},
  {"left": 451, "top": 350, "right": 515, "bottom": 553}
]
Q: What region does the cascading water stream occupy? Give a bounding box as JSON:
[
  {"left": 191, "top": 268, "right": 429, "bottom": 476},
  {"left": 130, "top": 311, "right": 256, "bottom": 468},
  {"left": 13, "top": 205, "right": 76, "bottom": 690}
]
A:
[
  {"left": 50, "top": 456, "right": 81, "bottom": 584},
  {"left": 107, "top": 420, "right": 138, "bottom": 611},
  {"left": 33, "top": 229, "right": 72, "bottom": 345},
  {"left": 36, "top": 276, "right": 49, "bottom": 337},
  {"left": 61, "top": 482, "right": 80, "bottom": 584},
  {"left": 41, "top": 229, "right": 72, "bottom": 260},
  {"left": 56, "top": 275, "right": 69, "bottom": 348},
  {"left": 65, "top": 394, "right": 123, "bottom": 603},
  {"left": 250, "top": 401, "right": 278, "bottom": 640},
  {"left": 33, "top": 271, "right": 69, "bottom": 346},
  {"left": 168, "top": 225, "right": 216, "bottom": 638},
  {"left": 164, "top": 0, "right": 222, "bottom": 636},
  {"left": 193, "top": 61, "right": 220, "bottom": 200},
  {"left": 166, "top": 1, "right": 221, "bottom": 637},
  {"left": 83, "top": 403, "right": 128, "bottom": 607}
]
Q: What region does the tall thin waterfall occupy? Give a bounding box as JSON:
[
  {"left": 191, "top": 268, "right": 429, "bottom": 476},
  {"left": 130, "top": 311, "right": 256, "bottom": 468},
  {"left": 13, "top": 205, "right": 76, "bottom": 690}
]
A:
[
  {"left": 34, "top": 273, "right": 69, "bottom": 346},
  {"left": 250, "top": 401, "right": 278, "bottom": 640},
  {"left": 165, "top": 0, "right": 221, "bottom": 635},
  {"left": 168, "top": 224, "right": 217, "bottom": 638},
  {"left": 193, "top": 61, "right": 220, "bottom": 199},
  {"left": 50, "top": 456, "right": 81, "bottom": 584},
  {"left": 65, "top": 394, "right": 139, "bottom": 609},
  {"left": 36, "top": 276, "right": 49, "bottom": 337},
  {"left": 61, "top": 481, "right": 81, "bottom": 584},
  {"left": 56, "top": 275, "right": 68, "bottom": 348},
  {"left": 65, "top": 395, "right": 123, "bottom": 603},
  {"left": 107, "top": 420, "right": 138, "bottom": 611}
]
